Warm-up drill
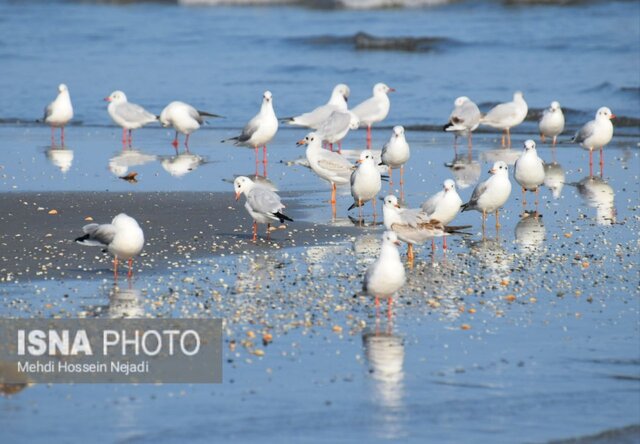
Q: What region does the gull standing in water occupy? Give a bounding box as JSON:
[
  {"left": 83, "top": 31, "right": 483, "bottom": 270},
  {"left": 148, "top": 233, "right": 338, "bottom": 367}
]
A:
[
  {"left": 160, "top": 101, "right": 221, "bottom": 149},
  {"left": 74, "top": 213, "right": 145, "bottom": 280},
  {"left": 284, "top": 84, "right": 350, "bottom": 129},
  {"left": 571, "top": 106, "right": 615, "bottom": 177},
  {"left": 514, "top": 140, "right": 546, "bottom": 211},
  {"left": 349, "top": 151, "right": 382, "bottom": 220},
  {"left": 383, "top": 195, "right": 446, "bottom": 262},
  {"left": 421, "top": 179, "right": 463, "bottom": 251},
  {"left": 480, "top": 91, "right": 528, "bottom": 148},
  {"left": 352, "top": 83, "right": 395, "bottom": 149},
  {"left": 234, "top": 176, "right": 293, "bottom": 241},
  {"left": 538, "top": 101, "right": 564, "bottom": 147},
  {"left": 461, "top": 161, "right": 512, "bottom": 234},
  {"left": 316, "top": 110, "right": 359, "bottom": 153},
  {"left": 43, "top": 84, "right": 73, "bottom": 145},
  {"left": 222, "top": 91, "right": 278, "bottom": 177},
  {"left": 297, "top": 132, "right": 354, "bottom": 217},
  {"left": 380, "top": 126, "right": 410, "bottom": 196},
  {"left": 105, "top": 91, "right": 158, "bottom": 148},
  {"left": 443, "top": 96, "right": 481, "bottom": 149},
  {"left": 363, "top": 231, "right": 406, "bottom": 321}
]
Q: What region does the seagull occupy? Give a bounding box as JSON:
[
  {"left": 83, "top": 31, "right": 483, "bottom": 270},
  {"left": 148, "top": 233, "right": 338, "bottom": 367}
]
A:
[
  {"left": 233, "top": 176, "right": 293, "bottom": 241},
  {"left": 480, "top": 91, "right": 528, "bottom": 148},
  {"left": 571, "top": 106, "right": 615, "bottom": 176},
  {"left": 74, "top": 213, "right": 145, "bottom": 279},
  {"left": 316, "top": 110, "right": 359, "bottom": 153},
  {"left": 105, "top": 91, "right": 158, "bottom": 148},
  {"left": 222, "top": 91, "right": 278, "bottom": 177},
  {"left": 297, "top": 132, "right": 354, "bottom": 213},
  {"left": 383, "top": 195, "right": 446, "bottom": 262},
  {"left": 443, "top": 96, "right": 481, "bottom": 148},
  {"left": 284, "top": 83, "right": 350, "bottom": 129},
  {"left": 352, "top": 83, "right": 395, "bottom": 149},
  {"left": 363, "top": 231, "right": 406, "bottom": 320},
  {"left": 538, "top": 101, "right": 564, "bottom": 147},
  {"left": 421, "top": 179, "right": 463, "bottom": 250},
  {"left": 514, "top": 140, "right": 546, "bottom": 210},
  {"left": 461, "top": 160, "right": 512, "bottom": 233},
  {"left": 159, "top": 101, "right": 221, "bottom": 149},
  {"left": 380, "top": 125, "right": 410, "bottom": 191},
  {"left": 43, "top": 83, "right": 73, "bottom": 145},
  {"left": 349, "top": 151, "right": 382, "bottom": 219}
]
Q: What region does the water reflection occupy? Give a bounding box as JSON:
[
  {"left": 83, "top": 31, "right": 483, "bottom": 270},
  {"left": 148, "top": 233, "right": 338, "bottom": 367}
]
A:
[
  {"left": 45, "top": 145, "right": 74, "bottom": 173},
  {"left": 85, "top": 284, "right": 143, "bottom": 318},
  {"left": 0, "top": 361, "right": 30, "bottom": 397},
  {"left": 515, "top": 214, "right": 546, "bottom": 255},
  {"left": 362, "top": 327, "right": 406, "bottom": 440},
  {"left": 576, "top": 176, "right": 616, "bottom": 225},
  {"left": 466, "top": 237, "right": 512, "bottom": 281},
  {"left": 544, "top": 162, "right": 565, "bottom": 199},
  {"left": 109, "top": 148, "right": 157, "bottom": 177},
  {"left": 445, "top": 152, "right": 481, "bottom": 190},
  {"left": 160, "top": 152, "right": 205, "bottom": 178},
  {"left": 480, "top": 148, "right": 521, "bottom": 166}
]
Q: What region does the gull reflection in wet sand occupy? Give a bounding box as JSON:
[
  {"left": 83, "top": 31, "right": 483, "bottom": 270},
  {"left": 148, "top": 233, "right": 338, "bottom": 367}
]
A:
[
  {"left": 84, "top": 283, "right": 143, "bottom": 318},
  {"left": 109, "top": 147, "right": 157, "bottom": 178},
  {"left": 466, "top": 237, "right": 512, "bottom": 282},
  {"left": 515, "top": 214, "right": 546, "bottom": 255},
  {"left": 45, "top": 145, "right": 74, "bottom": 174},
  {"left": 445, "top": 152, "right": 481, "bottom": 190},
  {"left": 544, "top": 162, "right": 565, "bottom": 199},
  {"left": 576, "top": 176, "right": 616, "bottom": 225},
  {"left": 362, "top": 325, "right": 406, "bottom": 440},
  {"left": 160, "top": 152, "right": 206, "bottom": 178}
]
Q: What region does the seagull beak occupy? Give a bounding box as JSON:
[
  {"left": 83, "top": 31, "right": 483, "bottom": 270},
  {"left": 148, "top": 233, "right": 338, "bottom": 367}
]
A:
[
  {"left": 394, "top": 240, "right": 401, "bottom": 246},
  {"left": 395, "top": 204, "right": 401, "bottom": 208},
  {"left": 610, "top": 114, "right": 616, "bottom": 120},
  {"left": 235, "top": 192, "right": 241, "bottom": 201},
  {"left": 489, "top": 168, "right": 496, "bottom": 174},
  {"left": 388, "top": 87, "right": 396, "bottom": 92},
  {"left": 296, "top": 139, "right": 307, "bottom": 146},
  {"left": 343, "top": 95, "right": 348, "bottom": 102},
  {"left": 357, "top": 159, "right": 363, "bottom": 164},
  {"left": 104, "top": 97, "right": 111, "bottom": 102}
]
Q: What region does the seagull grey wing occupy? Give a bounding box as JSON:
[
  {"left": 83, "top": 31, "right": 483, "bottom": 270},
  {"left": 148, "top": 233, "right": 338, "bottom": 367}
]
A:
[
  {"left": 43, "top": 102, "right": 54, "bottom": 120},
  {"left": 248, "top": 187, "right": 283, "bottom": 214},
  {"left": 318, "top": 111, "right": 351, "bottom": 137},
  {"left": 573, "top": 120, "right": 595, "bottom": 143},
  {"left": 485, "top": 103, "right": 517, "bottom": 123},
  {"left": 236, "top": 116, "right": 260, "bottom": 143},
  {"left": 399, "top": 208, "right": 423, "bottom": 227},
  {"left": 421, "top": 193, "right": 439, "bottom": 215},
  {"left": 78, "top": 223, "right": 117, "bottom": 247},
  {"left": 316, "top": 151, "right": 353, "bottom": 173},
  {"left": 187, "top": 105, "right": 205, "bottom": 124},
  {"left": 351, "top": 97, "right": 380, "bottom": 120},
  {"left": 117, "top": 102, "right": 157, "bottom": 123},
  {"left": 459, "top": 101, "right": 481, "bottom": 127},
  {"left": 469, "top": 180, "right": 489, "bottom": 205}
]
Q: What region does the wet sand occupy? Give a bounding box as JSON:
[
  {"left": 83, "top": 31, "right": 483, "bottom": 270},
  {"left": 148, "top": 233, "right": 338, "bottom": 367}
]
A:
[{"left": 0, "top": 191, "right": 358, "bottom": 282}]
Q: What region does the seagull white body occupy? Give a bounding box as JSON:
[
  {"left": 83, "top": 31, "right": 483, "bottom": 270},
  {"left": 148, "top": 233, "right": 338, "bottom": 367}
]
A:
[
  {"left": 462, "top": 160, "right": 512, "bottom": 215},
  {"left": 44, "top": 84, "right": 74, "bottom": 128},
  {"left": 572, "top": 107, "right": 615, "bottom": 152},
  {"left": 352, "top": 83, "right": 394, "bottom": 127},
  {"left": 380, "top": 126, "right": 410, "bottom": 168},
  {"left": 421, "top": 179, "right": 462, "bottom": 226},
  {"left": 349, "top": 151, "right": 382, "bottom": 210},
  {"left": 481, "top": 91, "right": 528, "bottom": 131},
  {"left": 106, "top": 91, "right": 157, "bottom": 130},
  {"left": 226, "top": 91, "right": 278, "bottom": 149},
  {"left": 538, "top": 101, "right": 564, "bottom": 144},
  {"left": 514, "top": 140, "right": 545, "bottom": 191},
  {"left": 316, "top": 110, "right": 359, "bottom": 145},
  {"left": 363, "top": 231, "right": 406, "bottom": 300},
  {"left": 299, "top": 132, "right": 353, "bottom": 186},
  {"left": 383, "top": 195, "right": 446, "bottom": 246},
  {"left": 444, "top": 96, "right": 481, "bottom": 137},
  {"left": 234, "top": 176, "right": 292, "bottom": 239},
  {"left": 160, "top": 101, "right": 206, "bottom": 136},
  {"left": 286, "top": 84, "right": 350, "bottom": 129},
  {"left": 75, "top": 213, "right": 145, "bottom": 260}
]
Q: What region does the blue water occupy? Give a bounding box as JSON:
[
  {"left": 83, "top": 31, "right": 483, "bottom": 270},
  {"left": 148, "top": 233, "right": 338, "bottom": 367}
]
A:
[{"left": 0, "top": 1, "right": 639, "bottom": 443}]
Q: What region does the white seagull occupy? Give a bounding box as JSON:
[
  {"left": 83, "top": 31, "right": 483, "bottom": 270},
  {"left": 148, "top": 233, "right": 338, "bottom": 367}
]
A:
[
  {"left": 380, "top": 125, "right": 410, "bottom": 189},
  {"left": 538, "top": 101, "right": 564, "bottom": 147},
  {"left": 316, "top": 110, "right": 359, "bottom": 153},
  {"left": 383, "top": 195, "right": 446, "bottom": 262},
  {"left": 222, "top": 91, "right": 278, "bottom": 177},
  {"left": 296, "top": 132, "right": 354, "bottom": 207},
  {"left": 234, "top": 176, "right": 293, "bottom": 241},
  {"left": 105, "top": 90, "right": 158, "bottom": 147},
  {"left": 352, "top": 83, "right": 395, "bottom": 149},
  {"left": 159, "top": 101, "right": 221, "bottom": 148},
  {"left": 571, "top": 106, "right": 615, "bottom": 176},
  {"left": 349, "top": 150, "right": 382, "bottom": 218},
  {"left": 74, "top": 213, "right": 145, "bottom": 279},
  {"left": 443, "top": 96, "right": 481, "bottom": 147},
  {"left": 514, "top": 140, "right": 546, "bottom": 210},
  {"left": 43, "top": 83, "right": 73, "bottom": 145},
  {"left": 363, "top": 231, "right": 406, "bottom": 317},
  {"left": 480, "top": 91, "right": 528, "bottom": 148},
  {"left": 284, "top": 84, "right": 350, "bottom": 129},
  {"left": 421, "top": 179, "right": 463, "bottom": 250},
  {"left": 461, "top": 160, "right": 512, "bottom": 233}
]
